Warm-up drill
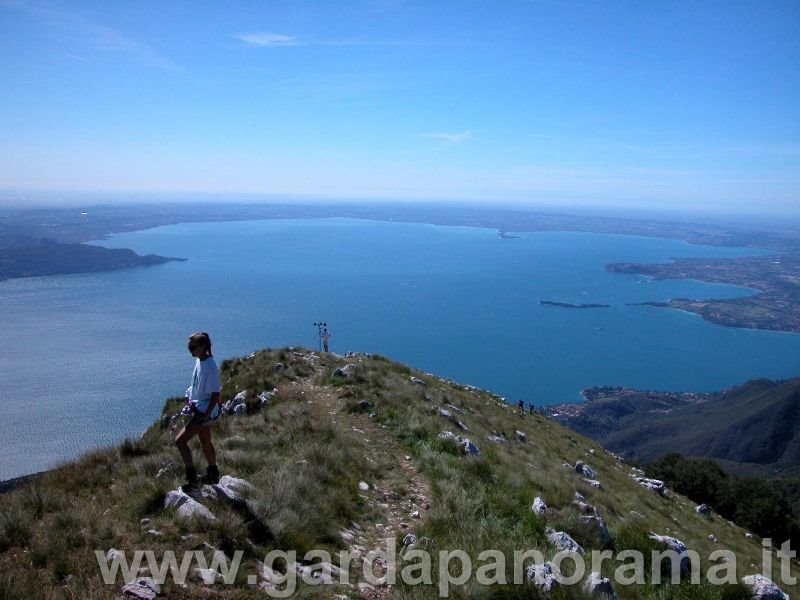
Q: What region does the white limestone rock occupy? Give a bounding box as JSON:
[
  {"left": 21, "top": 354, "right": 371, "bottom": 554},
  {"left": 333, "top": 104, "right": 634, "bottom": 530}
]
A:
[
  {"left": 222, "top": 391, "right": 247, "bottom": 415},
  {"left": 741, "top": 574, "right": 790, "bottom": 599},
  {"left": 696, "top": 503, "right": 712, "bottom": 516},
  {"left": 648, "top": 533, "right": 691, "bottom": 574},
  {"left": 293, "top": 562, "right": 340, "bottom": 584},
  {"left": 575, "top": 461, "right": 595, "bottom": 479},
  {"left": 164, "top": 490, "right": 216, "bottom": 522},
  {"left": 531, "top": 496, "right": 547, "bottom": 516},
  {"left": 526, "top": 562, "right": 560, "bottom": 592},
  {"left": 122, "top": 577, "right": 161, "bottom": 599},
  {"left": 583, "top": 571, "right": 618, "bottom": 599},
  {"left": 257, "top": 389, "right": 276, "bottom": 408},
  {"left": 332, "top": 364, "right": 357, "bottom": 379},
  {"left": 438, "top": 431, "right": 480, "bottom": 455},
  {"left": 633, "top": 476, "right": 667, "bottom": 496},
  {"left": 546, "top": 528, "right": 585, "bottom": 554},
  {"left": 209, "top": 475, "right": 256, "bottom": 504}
]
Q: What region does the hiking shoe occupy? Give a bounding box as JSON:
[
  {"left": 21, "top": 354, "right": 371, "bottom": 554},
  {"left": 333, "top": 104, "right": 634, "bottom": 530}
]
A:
[
  {"left": 181, "top": 480, "right": 201, "bottom": 495},
  {"left": 201, "top": 465, "right": 220, "bottom": 485},
  {"left": 181, "top": 467, "right": 200, "bottom": 494}
]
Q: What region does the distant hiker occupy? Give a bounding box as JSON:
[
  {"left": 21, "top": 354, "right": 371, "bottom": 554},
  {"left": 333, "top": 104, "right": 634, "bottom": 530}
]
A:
[
  {"left": 175, "top": 332, "right": 221, "bottom": 492},
  {"left": 321, "top": 328, "right": 331, "bottom": 352},
  {"left": 518, "top": 399, "right": 524, "bottom": 413},
  {"left": 529, "top": 402, "right": 534, "bottom": 415}
]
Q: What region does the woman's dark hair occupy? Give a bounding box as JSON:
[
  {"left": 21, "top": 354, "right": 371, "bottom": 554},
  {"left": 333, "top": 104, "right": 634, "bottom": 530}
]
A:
[{"left": 188, "top": 331, "right": 213, "bottom": 357}]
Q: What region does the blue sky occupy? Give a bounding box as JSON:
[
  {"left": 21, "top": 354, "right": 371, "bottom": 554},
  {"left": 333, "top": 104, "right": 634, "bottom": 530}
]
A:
[{"left": 1, "top": 0, "right": 798, "bottom": 214}]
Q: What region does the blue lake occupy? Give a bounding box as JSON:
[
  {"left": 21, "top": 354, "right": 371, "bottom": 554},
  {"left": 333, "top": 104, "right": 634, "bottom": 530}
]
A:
[{"left": 2, "top": 217, "right": 800, "bottom": 480}]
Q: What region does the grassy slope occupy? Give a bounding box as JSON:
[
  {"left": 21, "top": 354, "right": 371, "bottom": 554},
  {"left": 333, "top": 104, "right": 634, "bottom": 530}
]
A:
[{"left": 0, "top": 348, "right": 794, "bottom": 599}]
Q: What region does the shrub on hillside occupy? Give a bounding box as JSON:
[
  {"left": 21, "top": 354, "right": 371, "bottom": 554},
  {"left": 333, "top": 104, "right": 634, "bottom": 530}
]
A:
[{"left": 648, "top": 453, "right": 800, "bottom": 546}]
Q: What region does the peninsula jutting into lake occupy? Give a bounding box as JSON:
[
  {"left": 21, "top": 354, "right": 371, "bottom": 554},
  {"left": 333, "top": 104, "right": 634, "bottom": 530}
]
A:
[{"left": 540, "top": 300, "right": 611, "bottom": 309}]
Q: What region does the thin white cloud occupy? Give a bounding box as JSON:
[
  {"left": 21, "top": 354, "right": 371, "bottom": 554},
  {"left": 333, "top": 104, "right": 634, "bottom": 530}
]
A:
[
  {"left": 65, "top": 53, "right": 89, "bottom": 63},
  {"left": 1, "top": 0, "right": 183, "bottom": 72},
  {"left": 235, "top": 32, "right": 297, "bottom": 47},
  {"left": 234, "top": 31, "right": 425, "bottom": 48},
  {"left": 426, "top": 131, "right": 474, "bottom": 145}
]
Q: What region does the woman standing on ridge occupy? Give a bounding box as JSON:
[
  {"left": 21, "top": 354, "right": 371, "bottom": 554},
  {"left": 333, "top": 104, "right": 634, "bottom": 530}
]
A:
[{"left": 175, "top": 331, "right": 221, "bottom": 492}]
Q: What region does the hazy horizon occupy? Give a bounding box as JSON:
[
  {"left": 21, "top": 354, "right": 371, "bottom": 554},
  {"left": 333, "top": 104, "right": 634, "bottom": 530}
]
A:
[
  {"left": 1, "top": 190, "right": 799, "bottom": 229},
  {"left": 1, "top": 1, "right": 798, "bottom": 215}
]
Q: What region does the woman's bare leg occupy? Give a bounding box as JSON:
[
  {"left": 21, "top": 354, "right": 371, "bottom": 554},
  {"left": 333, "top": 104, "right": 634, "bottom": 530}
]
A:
[
  {"left": 175, "top": 423, "right": 201, "bottom": 469},
  {"left": 198, "top": 427, "right": 216, "bottom": 467}
]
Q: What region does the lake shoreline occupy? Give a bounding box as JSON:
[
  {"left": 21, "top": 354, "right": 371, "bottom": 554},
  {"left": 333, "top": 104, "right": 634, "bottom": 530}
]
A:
[{"left": 3, "top": 202, "right": 798, "bottom": 333}]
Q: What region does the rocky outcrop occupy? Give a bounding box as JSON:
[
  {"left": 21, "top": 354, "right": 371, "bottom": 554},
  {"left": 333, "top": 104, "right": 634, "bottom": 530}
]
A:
[
  {"left": 204, "top": 475, "right": 256, "bottom": 505},
  {"left": 164, "top": 490, "right": 216, "bottom": 522},
  {"left": 122, "top": 577, "right": 161, "bottom": 599},
  {"left": 583, "top": 571, "right": 618, "bottom": 599},
  {"left": 741, "top": 574, "right": 790, "bottom": 599},
  {"left": 648, "top": 533, "right": 691, "bottom": 574},
  {"left": 257, "top": 389, "right": 275, "bottom": 408},
  {"left": 531, "top": 496, "right": 547, "bottom": 516},
  {"left": 293, "top": 561, "right": 343, "bottom": 584},
  {"left": 333, "top": 364, "right": 357, "bottom": 379},
  {"left": 222, "top": 391, "right": 247, "bottom": 416},
  {"left": 526, "top": 562, "right": 560, "bottom": 593},
  {"left": 546, "top": 527, "right": 585, "bottom": 554},
  {"left": 575, "top": 461, "right": 595, "bottom": 479},
  {"left": 632, "top": 475, "right": 667, "bottom": 496},
  {"left": 438, "top": 431, "right": 480, "bottom": 455},
  {"left": 695, "top": 503, "right": 712, "bottom": 516}
]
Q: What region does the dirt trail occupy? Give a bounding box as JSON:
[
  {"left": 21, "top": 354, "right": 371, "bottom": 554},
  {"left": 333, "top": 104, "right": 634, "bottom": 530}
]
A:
[{"left": 294, "top": 377, "right": 432, "bottom": 599}]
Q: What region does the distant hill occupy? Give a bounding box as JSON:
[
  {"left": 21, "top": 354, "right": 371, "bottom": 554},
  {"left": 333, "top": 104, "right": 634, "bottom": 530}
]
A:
[{"left": 543, "top": 378, "right": 800, "bottom": 477}]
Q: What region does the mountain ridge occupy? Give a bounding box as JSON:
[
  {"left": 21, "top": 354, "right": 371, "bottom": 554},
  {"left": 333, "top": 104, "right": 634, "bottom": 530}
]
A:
[
  {"left": 544, "top": 378, "right": 800, "bottom": 476},
  {"left": 0, "top": 348, "right": 795, "bottom": 598}
]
